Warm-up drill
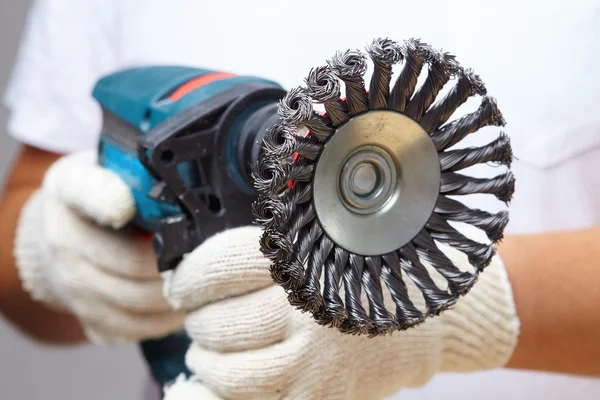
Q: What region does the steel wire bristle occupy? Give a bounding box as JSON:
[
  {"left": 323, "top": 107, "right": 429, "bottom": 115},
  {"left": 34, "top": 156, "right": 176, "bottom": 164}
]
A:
[
  {"left": 413, "top": 230, "right": 478, "bottom": 295},
  {"left": 260, "top": 122, "right": 321, "bottom": 161},
  {"left": 305, "top": 66, "right": 350, "bottom": 127},
  {"left": 379, "top": 254, "right": 425, "bottom": 329},
  {"left": 286, "top": 220, "right": 324, "bottom": 309},
  {"left": 268, "top": 203, "right": 316, "bottom": 290},
  {"left": 439, "top": 131, "right": 513, "bottom": 172},
  {"left": 259, "top": 228, "right": 295, "bottom": 265},
  {"left": 263, "top": 125, "right": 322, "bottom": 161},
  {"left": 394, "top": 245, "right": 457, "bottom": 315},
  {"left": 327, "top": 49, "right": 369, "bottom": 115},
  {"left": 389, "top": 38, "right": 427, "bottom": 112},
  {"left": 252, "top": 195, "right": 289, "bottom": 231},
  {"left": 426, "top": 213, "right": 497, "bottom": 270},
  {"left": 318, "top": 247, "right": 350, "bottom": 327},
  {"left": 251, "top": 154, "right": 287, "bottom": 195},
  {"left": 366, "top": 38, "right": 402, "bottom": 110},
  {"left": 340, "top": 253, "right": 371, "bottom": 334},
  {"left": 406, "top": 48, "right": 460, "bottom": 121},
  {"left": 440, "top": 170, "right": 516, "bottom": 204},
  {"left": 294, "top": 233, "right": 334, "bottom": 313},
  {"left": 251, "top": 36, "right": 515, "bottom": 336},
  {"left": 431, "top": 96, "right": 506, "bottom": 151},
  {"left": 260, "top": 123, "right": 292, "bottom": 159},
  {"left": 363, "top": 256, "right": 398, "bottom": 335},
  {"left": 434, "top": 195, "right": 510, "bottom": 243},
  {"left": 420, "top": 67, "right": 487, "bottom": 133},
  {"left": 278, "top": 87, "right": 333, "bottom": 142}
]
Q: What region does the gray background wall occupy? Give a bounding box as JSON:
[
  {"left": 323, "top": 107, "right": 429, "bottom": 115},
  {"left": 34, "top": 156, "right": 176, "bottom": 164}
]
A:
[{"left": 0, "top": 2, "right": 147, "bottom": 399}]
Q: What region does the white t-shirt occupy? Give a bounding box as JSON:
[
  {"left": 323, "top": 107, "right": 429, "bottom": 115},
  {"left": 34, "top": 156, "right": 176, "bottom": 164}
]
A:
[{"left": 4, "top": 0, "right": 600, "bottom": 399}]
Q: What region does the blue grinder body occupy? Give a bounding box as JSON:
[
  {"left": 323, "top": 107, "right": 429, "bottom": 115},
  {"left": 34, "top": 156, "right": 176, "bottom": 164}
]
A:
[{"left": 92, "top": 65, "right": 286, "bottom": 387}]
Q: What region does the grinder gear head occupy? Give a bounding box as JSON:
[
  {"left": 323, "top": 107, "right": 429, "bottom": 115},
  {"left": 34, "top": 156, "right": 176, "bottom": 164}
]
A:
[{"left": 252, "top": 37, "right": 514, "bottom": 336}]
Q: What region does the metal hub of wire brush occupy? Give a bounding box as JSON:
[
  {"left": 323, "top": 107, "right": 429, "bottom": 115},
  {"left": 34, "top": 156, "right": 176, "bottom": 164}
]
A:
[
  {"left": 314, "top": 111, "right": 441, "bottom": 256},
  {"left": 252, "top": 37, "right": 515, "bottom": 336},
  {"left": 338, "top": 145, "right": 395, "bottom": 214}
]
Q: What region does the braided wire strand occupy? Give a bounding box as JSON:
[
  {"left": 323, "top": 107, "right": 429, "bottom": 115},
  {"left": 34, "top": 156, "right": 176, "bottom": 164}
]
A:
[
  {"left": 431, "top": 95, "right": 506, "bottom": 151},
  {"left": 426, "top": 213, "right": 497, "bottom": 271},
  {"left": 340, "top": 253, "right": 370, "bottom": 334},
  {"left": 434, "top": 195, "right": 509, "bottom": 242},
  {"left": 395, "top": 245, "right": 457, "bottom": 315},
  {"left": 366, "top": 38, "right": 402, "bottom": 110},
  {"left": 318, "top": 246, "right": 350, "bottom": 327},
  {"left": 440, "top": 170, "right": 516, "bottom": 204},
  {"left": 363, "top": 256, "right": 398, "bottom": 334},
  {"left": 439, "top": 131, "right": 513, "bottom": 172},
  {"left": 327, "top": 49, "right": 369, "bottom": 115},
  {"left": 380, "top": 253, "right": 424, "bottom": 328},
  {"left": 278, "top": 87, "right": 334, "bottom": 142},
  {"left": 404, "top": 48, "right": 460, "bottom": 121},
  {"left": 413, "top": 230, "right": 478, "bottom": 295},
  {"left": 305, "top": 66, "right": 350, "bottom": 127},
  {"left": 420, "top": 67, "right": 487, "bottom": 133},
  {"left": 389, "top": 38, "right": 427, "bottom": 112}
]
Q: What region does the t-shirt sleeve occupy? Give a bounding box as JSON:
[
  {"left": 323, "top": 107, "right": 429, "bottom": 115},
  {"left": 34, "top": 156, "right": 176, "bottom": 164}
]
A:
[{"left": 3, "top": 0, "right": 118, "bottom": 153}]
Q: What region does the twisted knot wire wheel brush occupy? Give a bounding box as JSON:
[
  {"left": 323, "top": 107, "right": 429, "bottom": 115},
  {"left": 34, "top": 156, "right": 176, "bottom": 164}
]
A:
[{"left": 251, "top": 37, "right": 515, "bottom": 336}]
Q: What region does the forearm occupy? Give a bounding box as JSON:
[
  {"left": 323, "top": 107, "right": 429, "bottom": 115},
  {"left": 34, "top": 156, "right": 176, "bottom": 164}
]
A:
[
  {"left": 500, "top": 226, "right": 600, "bottom": 377},
  {"left": 0, "top": 145, "right": 86, "bottom": 344}
]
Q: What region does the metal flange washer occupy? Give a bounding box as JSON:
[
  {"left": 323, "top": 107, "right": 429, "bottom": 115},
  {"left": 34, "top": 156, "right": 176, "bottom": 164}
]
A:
[{"left": 313, "top": 110, "right": 441, "bottom": 256}]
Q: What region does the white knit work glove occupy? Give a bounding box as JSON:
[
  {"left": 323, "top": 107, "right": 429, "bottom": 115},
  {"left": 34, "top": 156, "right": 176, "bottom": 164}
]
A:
[
  {"left": 162, "top": 225, "right": 520, "bottom": 400},
  {"left": 14, "top": 150, "right": 185, "bottom": 344}
]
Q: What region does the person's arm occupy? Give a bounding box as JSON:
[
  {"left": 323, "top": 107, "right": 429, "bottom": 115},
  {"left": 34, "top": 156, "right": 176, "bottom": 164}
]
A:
[
  {"left": 500, "top": 226, "right": 600, "bottom": 377},
  {"left": 0, "top": 144, "right": 86, "bottom": 344}
]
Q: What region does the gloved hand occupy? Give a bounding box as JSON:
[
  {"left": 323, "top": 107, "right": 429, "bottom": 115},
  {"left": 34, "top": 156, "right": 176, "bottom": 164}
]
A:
[
  {"left": 161, "top": 225, "right": 520, "bottom": 400},
  {"left": 14, "top": 150, "right": 185, "bottom": 344}
]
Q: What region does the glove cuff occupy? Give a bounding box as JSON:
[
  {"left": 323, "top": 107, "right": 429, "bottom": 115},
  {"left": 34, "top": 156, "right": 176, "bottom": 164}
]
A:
[
  {"left": 14, "top": 190, "right": 68, "bottom": 311},
  {"left": 440, "top": 255, "right": 520, "bottom": 372}
]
